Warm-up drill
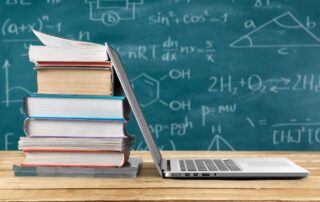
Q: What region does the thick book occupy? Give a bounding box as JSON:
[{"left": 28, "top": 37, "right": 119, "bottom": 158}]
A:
[
  {"left": 22, "top": 149, "right": 130, "bottom": 167},
  {"left": 36, "top": 66, "right": 114, "bottom": 96},
  {"left": 30, "top": 30, "right": 123, "bottom": 95},
  {"left": 19, "top": 136, "right": 135, "bottom": 151},
  {"left": 13, "top": 158, "right": 142, "bottom": 178},
  {"left": 24, "top": 118, "right": 127, "bottom": 138},
  {"left": 24, "top": 94, "right": 130, "bottom": 119}
]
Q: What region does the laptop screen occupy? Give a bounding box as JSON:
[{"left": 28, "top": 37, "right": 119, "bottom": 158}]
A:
[{"left": 106, "top": 45, "right": 163, "bottom": 175}]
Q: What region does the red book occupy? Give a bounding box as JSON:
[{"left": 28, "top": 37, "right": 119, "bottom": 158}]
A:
[{"left": 36, "top": 61, "right": 112, "bottom": 67}]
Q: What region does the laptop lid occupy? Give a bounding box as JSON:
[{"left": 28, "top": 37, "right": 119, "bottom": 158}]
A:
[{"left": 106, "top": 44, "right": 163, "bottom": 176}]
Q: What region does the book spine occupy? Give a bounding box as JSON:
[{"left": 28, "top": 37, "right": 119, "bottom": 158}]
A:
[
  {"left": 23, "top": 149, "right": 124, "bottom": 153},
  {"left": 36, "top": 61, "right": 112, "bottom": 67},
  {"left": 27, "top": 117, "right": 126, "bottom": 121},
  {"left": 123, "top": 123, "right": 129, "bottom": 136},
  {"left": 20, "top": 163, "right": 118, "bottom": 168},
  {"left": 111, "top": 66, "right": 114, "bottom": 96},
  {"left": 22, "top": 147, "right": 126, "bottom": 152},
  {"left": 23, "top": 118, "right": 31, "bottom": 137},
  {"left": 29, "top": 93, "right": 125, "bottom": 100},
  {"left": 23, "top": 96, "right": 30, "bottom": 117},
  {"left": 22, "top": 150, "right": 129, "bottom": 167},
  {"left": 120, "top": 150, "right": 130, "bottom": 167},
  {"left": 123, "top": 98, "right": 131, "bottom": 120},
  {"left": 36, "top": 66, "right": 112, "bottom": 70}
]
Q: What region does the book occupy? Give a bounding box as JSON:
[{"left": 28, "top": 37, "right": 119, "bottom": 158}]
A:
[
  {"left": 29, "top": 30, "right": 114, "bottom": 95},
  {"left": 13, "top": 158, "right": 142, "bottom": 178},
  {"left": 29, "top": 30, "right": 110, "bottom": 63},
  {"left": 19, "top": 136, "right": 135, "bottom": 151},
  {"left": 22, "top": 149, "right": 130, "bottom": 167},
  {"left": 29, "top": 30, "right": 110, "bottom": 62},
  {"left": 29, "top": 45, "right": 110, "bottom": 63},
  {"left": 36, "top": 66, "right": 113, "bottom": 96},
  {"left": 14, "top": 30, "right": 135, "bottom": 177},
  {"left": 36, "top": 61, "right": 112, "bottom": 67},
  {"left": 24, "top": 118, "right": 127, "bottom": 138},
  {"left": 24, "top": 94, "right": 130, "bottom": 119}
]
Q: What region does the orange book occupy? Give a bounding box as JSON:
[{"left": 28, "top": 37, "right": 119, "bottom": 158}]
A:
[{"left": 36, "top": 67, "right": 113, "bottom": 96}]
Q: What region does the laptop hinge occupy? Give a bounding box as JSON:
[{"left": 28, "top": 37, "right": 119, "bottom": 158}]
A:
[{"left": 161, "top": 159, "right": 171, "bottom": 172}]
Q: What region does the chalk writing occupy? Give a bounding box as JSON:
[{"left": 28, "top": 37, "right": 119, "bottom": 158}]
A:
[
  {"left": 149, "top": 117, "right": 193, "bottom": 137},
  {"left": 148, "top": 11, "right": 228, "bottom": 26},
  {"left": 208, "top": 74, "right": 320, "bottom": 94},
  {"left": 272, "top": 120, "right": 320, "bottom": 145},
  {"left": 117, "top": 37, "right": 215, "bottom": 62},
  {"left": 230, "top": 12, "right": 320, "bottom": 55},
  {"left": 131, "top": 69, "right": 191, "bottom": 109},
  {"left": 85, "top": 0, "right": 143, "bottom": 26},
  {"left": 1, "top": 1, "right": 320, "bottom": 151}
]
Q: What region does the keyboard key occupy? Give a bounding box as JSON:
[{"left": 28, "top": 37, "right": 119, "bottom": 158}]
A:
[
  {"left": 204, "top": 159, "right": 218, "bottom": 171},
  {"left": 195, "top": 160, "right": 208, "bottom": 171},
  {"left": 185, "top": 160, "right": 197, "bottom": 171},
  {"left": 223, "top": 159, "right": 241, "bottom": 171},
  {"left": 213, "top": 159, "right": 229, "bottom": 171},
  {"left": 179, "top": 160, "right": 186, "bottom": 171}
]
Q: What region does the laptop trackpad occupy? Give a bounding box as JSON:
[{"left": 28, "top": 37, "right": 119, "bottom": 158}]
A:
[{"left": 247, "top": 162, "right": 291, "bottom": 167}]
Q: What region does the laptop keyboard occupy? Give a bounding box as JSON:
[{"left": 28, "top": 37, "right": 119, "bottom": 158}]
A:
[{"left": 179, "top": 159, "right": 241, "bottom": 172}]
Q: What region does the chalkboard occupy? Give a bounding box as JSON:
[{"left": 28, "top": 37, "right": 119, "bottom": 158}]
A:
[{"left": 1, "top": 0, "right": 320, "bottom": 151}]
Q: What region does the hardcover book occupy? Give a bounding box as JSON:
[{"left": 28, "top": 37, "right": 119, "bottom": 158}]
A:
[
  {"left": 24, "top": 94, "right": 130, "bottom": 120},
  {"left": 22, "top": 149, "right": 130, "bottom": 167},
  {"left": 24, "top": 118, "right": 128, "bottom": 138}
]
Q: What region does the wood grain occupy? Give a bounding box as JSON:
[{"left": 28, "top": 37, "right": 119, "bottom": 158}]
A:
[{"left": 0, "top": 151, "right": 319, "bottom": 202}]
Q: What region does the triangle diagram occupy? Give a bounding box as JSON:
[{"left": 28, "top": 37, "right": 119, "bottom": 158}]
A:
[
  {"left": 230, "top": 12, "right": 320, "bottom": 48},
  {"left": 207, "top": 135, "right": 235, "bottom": 151}
]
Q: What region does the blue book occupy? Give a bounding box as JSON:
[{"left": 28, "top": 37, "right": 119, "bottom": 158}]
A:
[{"left": 24, "top": 94, "right": 130, "bottom": 120}]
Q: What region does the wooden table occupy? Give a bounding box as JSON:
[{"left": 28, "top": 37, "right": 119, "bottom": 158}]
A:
[{"left": 0, "top": 151, "right": 319, "bottom": 202}]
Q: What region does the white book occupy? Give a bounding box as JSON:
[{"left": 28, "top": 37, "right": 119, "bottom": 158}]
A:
[
  {"left": 24, "top": 118, "right": 128, "bottom": 138},
  {"left": 29, "top": 30, "right": 109, "bottom": 63},
  {"left": 24, "top": 94, "right": 130, "bottom": 119},
  {"left": 22, "top": 150, "right": 130, "bottom": 167},
  {"left": 18, "top": 136, "right": 135, "bottom": 151},
  {"left": 29, "top": 45, "right": 109, "bottom": 63}
]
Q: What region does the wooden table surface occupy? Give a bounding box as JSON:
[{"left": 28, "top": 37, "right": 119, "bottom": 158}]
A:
[{"left": 0, "top": 151, "right": 319, "bottom": 202}]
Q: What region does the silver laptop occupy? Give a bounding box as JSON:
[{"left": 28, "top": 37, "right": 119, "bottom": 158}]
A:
[{"left": 106, "top": 45, "right": 309, "bottom": 179}]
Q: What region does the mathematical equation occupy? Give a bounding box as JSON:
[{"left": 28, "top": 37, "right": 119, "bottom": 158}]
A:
[
  {"left": 5, "top": 0, "right": 62, "bottom": 6},
  {"left": 272, "top": 121, "right": 320, "bottom": 145},
  {"left": 208, "top": 74, "right": 320, "bottom": 95},
  {"left": 248, "top": 118, "right": 320, "bottom": 145},
  {"left": 1, "top": 15, "right": 90, "bottom": 57},
  {"left": 117, "top": 37, "right": 215, "bottom": 63},
  {"left": 135, "top": 123, "right": 236, "bottom": 151},
  {"left": 2, "top": 0, "right": 320, "bottom": 151},
  {"left": 148, "top": 11, "right": 228, "bottom": 26}
]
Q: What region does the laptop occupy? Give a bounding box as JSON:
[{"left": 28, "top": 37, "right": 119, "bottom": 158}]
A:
[{"left": 106, "top": 45, "right": 309, "bottom": 179}]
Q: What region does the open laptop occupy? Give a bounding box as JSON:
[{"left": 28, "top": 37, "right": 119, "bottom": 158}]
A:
[{"left": 106, "top": 45, "right": 309, "bottom": 179}]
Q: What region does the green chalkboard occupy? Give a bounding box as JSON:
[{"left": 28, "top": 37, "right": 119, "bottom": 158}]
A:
[{"left": 1, "top": 0, "right": 320, "bottom": 151}]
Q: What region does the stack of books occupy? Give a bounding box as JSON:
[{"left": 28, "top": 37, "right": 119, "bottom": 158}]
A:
[{"left": 15, "top": 31, "right": 139, "bottom": 176}]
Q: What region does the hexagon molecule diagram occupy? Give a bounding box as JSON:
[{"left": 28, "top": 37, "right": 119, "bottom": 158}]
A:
[{"left": 131, "top": 73, "right": 159, "bottom": 107}]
